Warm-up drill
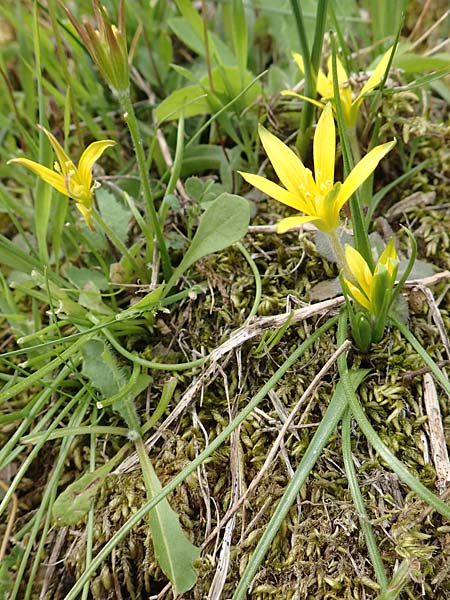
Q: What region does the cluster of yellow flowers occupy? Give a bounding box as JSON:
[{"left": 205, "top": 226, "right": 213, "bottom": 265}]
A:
[{"left": 240, "top": 47, "right": 400, "bottom": 350}]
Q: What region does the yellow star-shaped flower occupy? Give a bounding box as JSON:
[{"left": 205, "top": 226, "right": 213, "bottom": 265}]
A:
[
  {"left": 287, "top": 46, "right": 394, "bottom": 128},
  {"left": 239, "top": 103, "right": 395, "bottom": 233},
  {"left": 8, "top": 127, "right": 115, "bottom": 229}
]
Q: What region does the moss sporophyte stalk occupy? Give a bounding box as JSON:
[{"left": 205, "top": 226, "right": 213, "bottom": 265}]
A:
[{"left": 8, "top": 127, "right": 115, "bottom": 230}]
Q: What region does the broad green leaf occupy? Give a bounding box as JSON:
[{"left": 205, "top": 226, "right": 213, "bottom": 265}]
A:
[
  {"left": 135, "top": 440, "right": 200, "bottom": 594},
  {"left": 79, "top": 282, "right": 113, "bottom": 315},
  {"left": 169, "top": 3, "right": 235, "bottom": 65},
  {"left": 53, "top": 461, "right": 114, "bottom": 526},
  {"left": 82, "top": 339, "right": 123, "bottom": 395},
  {"left": 167, "top": 16, "right": 205, "bottom": 58},
  {"left": 166, "top": 193, "right": 250, "bottom": 290},
  {"left": 155, "top": 66, "right": 262, "bottom": 122},
  {"left": 180, "top": 145, "right": 224, "bottom": 176},
  {"left": 184, "top": 176, "right": 205, "bottom": 201}
]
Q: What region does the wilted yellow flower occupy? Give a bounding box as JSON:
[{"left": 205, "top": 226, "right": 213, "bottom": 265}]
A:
[
  {"left": 239, "top": 103, "right": 395, "bottom": 233},
  {"left": 288, "top": 46, "right": 394, "bottom": 128},
  {"left": 342, "top": 239, "right": 398, "bottom": 316},
  {"left": 8, "top": 127, "right": 115, "bottom": 229},
  {"left": 61, "top": 0, "right": 129, "bottom": 94}
]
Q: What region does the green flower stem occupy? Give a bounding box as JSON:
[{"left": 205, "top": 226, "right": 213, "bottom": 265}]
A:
[
  {"left": 91, "top": 209, "right": 140, "bottom": 272},
  {"left": 342, "top": 408, "right": 388, "bottom": 590},
  {"left": 118, "top": 91, "right": 172, "bottom": 282},
  {"left": 63, "top": 316, "right": 338, "bottom": 600},
  {"left": 328, "top": 229, "right": 352, "bottom": 280}
]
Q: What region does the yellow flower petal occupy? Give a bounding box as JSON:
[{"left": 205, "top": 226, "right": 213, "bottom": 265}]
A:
[
  {"left": 78, "top": 139, "right": 116, "bottom": 191},
  {"left": 292, "top": 52, "right": 304, "bottom": 74},
  {"left": 344, "top": 278, "right": 372, "bottom": 311},
  {"left": 377, "top": 238, "right": 398, "bottom": 280},
  {"left": 356, "top": 45, "right": 394, "bottom": 101},
  {"left": 238, "top": 171, "right": 306, "bottom": 211},
  {"left": 314, "top": 103, "right": 335, "bottom": 190},
  {"left": 277, "top": 215, "right": 319, "bottom": 233},
  {"left": 258, "top": 125, "right": 306, "bottom": 194},
  {"left": 378, "top": 237, "right": 397, "bottom": 266},
  {"left": 7, "top": 158, "right": 70, "bottom": 197},
  {"left": 345, "top": 245, "right": 373, "bottom": 297},
  {"left": 340, "top": 86, "right": 354, "bottom": 125},
  {"left": 292, "top": 51, "right": 331, "bottom": 99},
  {"left": 316, "top": 68, "right": 333, "bottom": 98},
  {"left": 336, "top": 140, "right": 396, "bottom": 210},
  {"left": 38, "top": 125, "right": 75, "bottom": 176},
  {"left": 76, "top": 203, "right": 95, "bottom": 230}
]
